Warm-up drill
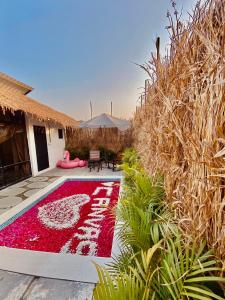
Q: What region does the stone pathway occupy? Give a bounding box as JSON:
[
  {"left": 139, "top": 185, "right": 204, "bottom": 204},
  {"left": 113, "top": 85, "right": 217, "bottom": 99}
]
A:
[
  {"left": 0, "top": 175, "right": 58, "bottom": 215},
  {"left": 0, "top": 271, "right": 95, "bottom": 300},
  {"left": 0, "top": 167, "right": 121, "bottom": 299}
]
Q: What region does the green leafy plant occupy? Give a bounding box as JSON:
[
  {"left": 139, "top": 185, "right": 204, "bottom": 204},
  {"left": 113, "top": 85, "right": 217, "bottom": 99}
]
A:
[
  {"left": 121, "top": 148, "right": 143, "bottom": 188},
  {"left": 98, "top": 145, "right": 107, "bottom": 159},
  {"left": 155, "top": 238, "right": 225, "bottom": 299},
  {"left": 117, "top": 168, "right": 175, "bottom": 250},
  {"left": 68, "top": 148, "right": 77, "bottom": 160},
  {"left": 79, "top": 146, "right": 90, "bottom": 160},
  {"left": 122, "top": 148, "right": 140, "bottom": 167},
  {"left": 117, "top": 200, "right": 176, "bottom": 252},
  {"left": 126, "top": 171, "right": 164, "bottom": 209},
  {"left": 68, "top": 147, "right": 90, "bottom": 160},
  {"left": 93, "top": 149, "right": 225, "bottom": 299},
  {"left": 94, "top": 238, "right": 225, "bottom": 300},
  {"left": 94, "top": 243, "right": 162, "bottom": 300}
]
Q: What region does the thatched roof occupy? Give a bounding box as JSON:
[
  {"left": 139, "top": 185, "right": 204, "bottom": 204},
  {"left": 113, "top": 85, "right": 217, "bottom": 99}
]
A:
[
  {"left": 0, "top": 72, "right": 33, "bottom": 94},
  {"left": 0, "top": 72, "right": 79, "bottom": 128}
]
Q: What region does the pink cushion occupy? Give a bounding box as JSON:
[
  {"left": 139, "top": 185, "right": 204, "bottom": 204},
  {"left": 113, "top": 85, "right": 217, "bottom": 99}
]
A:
[{"left": 78, "top": 160, "right": 85, "bottom": 167}]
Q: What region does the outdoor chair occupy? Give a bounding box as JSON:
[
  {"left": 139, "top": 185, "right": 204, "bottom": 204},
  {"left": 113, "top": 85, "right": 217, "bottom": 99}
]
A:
[
  {"left": 88, "top": 150, "right": 102, "bottom": 172},
  {"left": 106, "top": 152, "right": 122, "bottom": 172}
]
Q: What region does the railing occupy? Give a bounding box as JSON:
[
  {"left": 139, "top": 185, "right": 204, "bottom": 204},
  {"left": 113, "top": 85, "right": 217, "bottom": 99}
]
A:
[{"left": 0, "top": 160, "right": 31, "bottom": 190}]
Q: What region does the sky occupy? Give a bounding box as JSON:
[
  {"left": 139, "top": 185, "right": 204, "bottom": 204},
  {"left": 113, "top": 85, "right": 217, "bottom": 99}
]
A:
[{"left": 0, "top": 0, "right": 197, "bottom": 121}]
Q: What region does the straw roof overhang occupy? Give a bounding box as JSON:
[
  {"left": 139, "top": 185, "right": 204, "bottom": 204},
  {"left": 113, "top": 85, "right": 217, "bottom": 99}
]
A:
[
  {"left": 0, "top": 72, "right": 33, "bottom": 94},
  {"left": 0, "top": 86, "right": 79, "bottom": 128}
]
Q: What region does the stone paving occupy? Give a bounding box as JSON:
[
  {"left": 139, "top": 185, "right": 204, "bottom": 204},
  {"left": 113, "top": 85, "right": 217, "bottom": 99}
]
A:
[
  {"left": 0, "top": 166, "right": 122, "bottom": 300},
  {"left": 0, "top": 175, "right": 58, "bottom": 214}
]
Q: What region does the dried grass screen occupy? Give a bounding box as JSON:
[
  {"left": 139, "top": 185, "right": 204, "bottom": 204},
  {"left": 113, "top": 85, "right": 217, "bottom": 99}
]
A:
[
  {"left": 66, "top": 127, "right": 133, "bottom": 153},
  {"left": 133, "top": 0, "right": 225, "bottom": 257}
]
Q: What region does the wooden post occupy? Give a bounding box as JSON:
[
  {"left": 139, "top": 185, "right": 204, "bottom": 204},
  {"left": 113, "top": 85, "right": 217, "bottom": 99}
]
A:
[
  {"left": 156, "top": 36, "right": 160, "bottom": 61},
  {"left": 90, "top": 101, "right": 93, "bottom": 119}
]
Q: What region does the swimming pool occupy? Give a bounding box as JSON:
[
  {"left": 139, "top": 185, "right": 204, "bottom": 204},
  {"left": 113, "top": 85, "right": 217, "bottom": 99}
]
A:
[{"left": 0, "top": 176, "right": 122, "bottom": 282}]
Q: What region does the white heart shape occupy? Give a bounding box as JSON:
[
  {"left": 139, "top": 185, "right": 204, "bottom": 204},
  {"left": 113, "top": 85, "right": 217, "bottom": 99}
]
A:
[
  {"left": 102, "top": 182, "right": 114, "bottom": 187},
  {"left": 38, "top": 194, "right": 90, "bottom": 230}
]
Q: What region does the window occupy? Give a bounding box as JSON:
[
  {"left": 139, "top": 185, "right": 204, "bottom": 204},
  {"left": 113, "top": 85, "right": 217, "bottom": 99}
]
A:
[{"left": 58, "top": 129, "right": 63, "bottom": 139}]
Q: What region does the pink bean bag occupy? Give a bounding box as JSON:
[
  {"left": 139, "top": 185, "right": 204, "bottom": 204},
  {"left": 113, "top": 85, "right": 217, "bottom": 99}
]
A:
[
  {"left": 60, "top": 161, "right": 79, "bottom": 169},
  {"left": 78, "top": 160, "right": 85, "bottom": 167},
  {"left": 56, "top": 151, "right": 86, "bottom": 169}
]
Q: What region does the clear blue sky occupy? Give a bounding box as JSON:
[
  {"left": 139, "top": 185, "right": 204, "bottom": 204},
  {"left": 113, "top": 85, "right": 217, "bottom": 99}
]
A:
[{"left": 0, "top": 0, "right": 196, "bottom": 121}]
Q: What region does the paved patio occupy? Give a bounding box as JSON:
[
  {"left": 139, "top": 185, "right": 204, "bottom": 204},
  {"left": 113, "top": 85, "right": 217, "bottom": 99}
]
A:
[{"left": 0, "top": 166, "right": 122, "bottom": 300}]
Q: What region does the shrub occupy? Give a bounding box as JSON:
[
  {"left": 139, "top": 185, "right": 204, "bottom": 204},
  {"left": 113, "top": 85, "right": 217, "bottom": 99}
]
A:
[
  {"left": 122, "top": 148, "right": 139, "bottom": 167},
  {"left": 98, "top": 145, "right": 107, "bottom": 159},
  {"left": 93, "top": 154, "right": 225, "bottom": 299},
  {"left": 94, "top": 238, "right": 225, "bottom": 300},
  {"left": 79, "top": 146, "right": 90, "bottom": 160},
  {"left": 67, "top": 147, "right": 90, "bottom": 160}
]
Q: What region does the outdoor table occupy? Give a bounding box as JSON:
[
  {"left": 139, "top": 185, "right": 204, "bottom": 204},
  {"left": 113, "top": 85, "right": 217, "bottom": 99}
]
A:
[{"left": 88, "top": 158, "right": 103, "bottom": 172}]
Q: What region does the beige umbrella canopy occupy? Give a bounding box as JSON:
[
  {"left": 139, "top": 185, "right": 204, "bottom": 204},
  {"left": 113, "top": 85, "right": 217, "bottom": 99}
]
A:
[{"left": 79, "top": 113, "right": 130, "bottom": 131}]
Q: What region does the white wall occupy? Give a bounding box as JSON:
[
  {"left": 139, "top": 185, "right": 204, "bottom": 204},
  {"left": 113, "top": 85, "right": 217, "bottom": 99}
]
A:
[{"left": 26, "top": 116, "right": 65, "bottom": 176}]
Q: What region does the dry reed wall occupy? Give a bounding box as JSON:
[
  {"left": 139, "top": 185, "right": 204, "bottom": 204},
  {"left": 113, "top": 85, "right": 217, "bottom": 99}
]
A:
[
  {"left": 134, "top": 0, "right": 225, "bottom": 257},
  {"left": 66, "top": 127, "right": 133, "bottom": 153}
]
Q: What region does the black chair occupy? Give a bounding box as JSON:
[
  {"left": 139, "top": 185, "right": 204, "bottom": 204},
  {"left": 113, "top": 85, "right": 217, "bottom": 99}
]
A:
[{"left": 88, "top": 150, "right": 102, "bottom": 172}]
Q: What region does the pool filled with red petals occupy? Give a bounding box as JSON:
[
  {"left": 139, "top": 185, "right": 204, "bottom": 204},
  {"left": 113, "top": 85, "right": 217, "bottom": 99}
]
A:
[{"left": 0, "top": 180, "right": 120, "bottom": 257}]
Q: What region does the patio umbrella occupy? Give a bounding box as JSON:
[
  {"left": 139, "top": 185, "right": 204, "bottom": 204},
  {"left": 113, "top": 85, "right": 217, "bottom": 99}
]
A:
[{"left": 79, "top": 113, "right": 130, "bottom": 131}]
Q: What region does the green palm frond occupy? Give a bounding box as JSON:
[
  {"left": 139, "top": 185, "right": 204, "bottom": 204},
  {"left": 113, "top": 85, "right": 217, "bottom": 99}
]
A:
[
  {"left": 94, "top": 243, "right": 162, "bottom": 300},
  {"left": 121, "top": 163, "right": 142, "bottom": 190},
  {"left": 107, "top": 245, "right": 135, "bottom": 275},
  {"left": 157, "top": 237, "right": 225, "bottom": 300},
  {"left": 94, "top": 238, "right": 225, "bottom": 300},
  {"left": 132, "top": 172, "right": 165, "bottom": 207},
  {"left": 117, "top": 200, "right": 176, "bottom": 251},
  {"left": 116, "top": 167, "right": 171, "bottom": 251},
  {"left": 94, "top": 265, "right": 148, "bottom": 300}
]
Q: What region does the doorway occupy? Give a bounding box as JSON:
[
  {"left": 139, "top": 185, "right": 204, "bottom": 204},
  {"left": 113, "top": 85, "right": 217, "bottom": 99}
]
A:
[
  {"left": 33, "top": 126, "right": 49, "bottom": 172},
  {"left": 0, "top": 110, "right": 31, "bottom": 189}
]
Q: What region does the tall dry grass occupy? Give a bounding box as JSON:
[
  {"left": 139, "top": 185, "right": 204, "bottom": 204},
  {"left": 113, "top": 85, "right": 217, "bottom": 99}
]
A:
[
  {"left": 134, "top": 0, "right": 225, "bottom": 258},
  {"left": 66, "top": 127, "right": 133, "bottom": 153}
]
